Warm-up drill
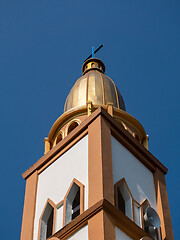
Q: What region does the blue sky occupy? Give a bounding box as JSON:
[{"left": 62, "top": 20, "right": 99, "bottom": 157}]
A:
[{"left": 0, "top": 0, "right": 179, "bottom": 239}]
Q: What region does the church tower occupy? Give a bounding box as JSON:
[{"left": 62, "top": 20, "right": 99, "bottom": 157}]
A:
[{"left": 20, "top": 56, "right": 174, "bottom": 240}]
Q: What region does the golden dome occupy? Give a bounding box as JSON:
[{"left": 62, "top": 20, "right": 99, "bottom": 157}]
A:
[
  {"left": 44, "top": 58, "right": 149, "bottom": 155},
  {"left": 64, "top": 58, "right": 126, "bottom": 112}
]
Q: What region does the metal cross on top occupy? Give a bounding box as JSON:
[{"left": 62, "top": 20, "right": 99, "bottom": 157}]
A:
[{"left": 84, "top": 44, "right": 104, "bottom": 62}]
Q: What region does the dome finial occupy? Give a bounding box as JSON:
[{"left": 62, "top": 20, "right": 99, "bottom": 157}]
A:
[{"left": 84, "top": 44, "right": 104, "bottom": 62}]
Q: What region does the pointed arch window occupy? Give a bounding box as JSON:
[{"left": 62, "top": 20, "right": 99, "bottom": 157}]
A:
[
  {"left": 114, "top": 178, "right": 133, "bottom": 220},
  {"left": 38, "top": 199, "right": 55, "bottom": 240},
  {"left": 63, "top": 179, "right": 84, "bottom": 226}
]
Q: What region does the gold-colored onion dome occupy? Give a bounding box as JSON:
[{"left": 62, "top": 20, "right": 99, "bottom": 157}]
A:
[
  {"left": 64, "top": 58, "right": 126, "bottom": 112},
  {"left": 45, "top": 57, "right": 149, "bottom": 155}
]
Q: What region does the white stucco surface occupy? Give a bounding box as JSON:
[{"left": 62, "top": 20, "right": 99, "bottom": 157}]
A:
[
  {"left": 115, "top": 226, "right": 132, "bottom": 240},
  {"left": 67, "top": 225, "right": 88, "bottom": 240},
  {"left": 33, "top": 135, "right": 88, "bottom": 240},
  {"left": 111, "top": 136, "right": 156, "bottom": 209}
]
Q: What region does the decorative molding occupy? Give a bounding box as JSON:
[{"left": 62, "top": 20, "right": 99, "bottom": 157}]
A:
[
  {"left": 107, "top": 102, "right": 114, "bottom": 116},
  {"left": 87, "top": 101, "right": 92, "bottom": 116},
  {"left": 44, "top": 138, "right": 51, "bottom": 154}
]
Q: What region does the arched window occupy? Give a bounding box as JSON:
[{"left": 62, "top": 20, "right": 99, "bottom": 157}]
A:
[
  {"left": 63, "top": 179, "right": 84, "bottom": 226},
  {"left": 39, "top": 200, "right": 55, "bottom": 240},
  {"left": 67, "top": 122, "right": 79, "bottom": 135},
  {"left": 114, "top": 178, "right": 133, "bottom": 220}
]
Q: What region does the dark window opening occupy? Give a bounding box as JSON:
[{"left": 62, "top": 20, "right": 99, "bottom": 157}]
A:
[
  {"left": 72, "top": 188, "right": 80, "bottom": 220},
  {"left": 117, "top": 187, "right": 125, "bottom": 214},
  {"left": 135, "top": 134, "right": 140, "bottom": 142},
  {"left": 46, "top": 209, "right": 54, "bottom": 239},
  {"left": 68, "top": 122, "right": 79, "bottom": 134},
  {"left": 56, "top": 134, "right": 62, "bottom": 144}
]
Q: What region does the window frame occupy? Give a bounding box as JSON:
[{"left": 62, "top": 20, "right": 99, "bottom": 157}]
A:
[
  {"left": 114, "top": 178, "right": 134, "bottom": 220},
  {"left": 63, "top": 178, "right": 85, "bottom": 226},
  {"left": 38, "top": 199, "right": 56, "bottom": 240},
  {"left": 65, "top": 119, "right": 81, "bottom": 136}
]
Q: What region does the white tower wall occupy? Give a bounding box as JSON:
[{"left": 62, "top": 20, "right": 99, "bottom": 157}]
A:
[
  {"left": 33, "top": 135, "right": 88, "bottom": 240},
  {"left": 67, "top": 225, "right": 88, "bottom": 240},
  {"left": 115, "top": 226, "right": 133, "bottom": 240},
  {"left": 111, "top": 136, "right": 157, "bottom": 209}
]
